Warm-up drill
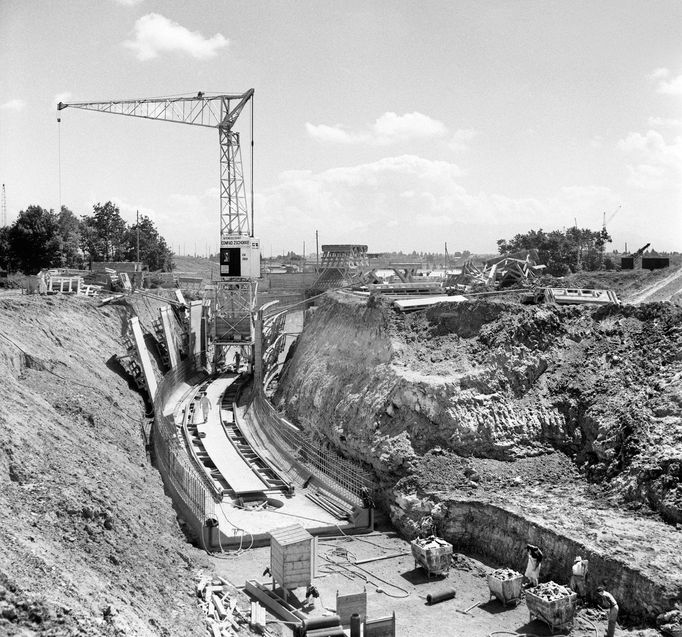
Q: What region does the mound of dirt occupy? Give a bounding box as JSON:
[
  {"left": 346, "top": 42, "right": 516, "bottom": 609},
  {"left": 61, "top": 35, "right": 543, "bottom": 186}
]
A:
[
  {"left": 275, "top": 292, "right": 682, "bottom": 621},
  {"left": 0, "top": 294, "right": 209, "bottom": 636}
]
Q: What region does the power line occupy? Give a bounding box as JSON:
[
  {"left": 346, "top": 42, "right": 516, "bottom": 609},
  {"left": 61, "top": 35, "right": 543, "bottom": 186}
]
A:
[{"left": 57, "top": 115, "right": 62, "bottom": 210}]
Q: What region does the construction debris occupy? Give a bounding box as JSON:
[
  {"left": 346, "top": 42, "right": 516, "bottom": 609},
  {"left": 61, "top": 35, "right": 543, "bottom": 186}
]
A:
[
  {"left": 411, "top": 536, "right": 453, "bottom": 578},
  {"left": 197, "top": 576, "right": 256, "bottom": 637},
  {"left": 525, "top": 581, "right": 577, "bottom": 632},
  {"left": 445, "top": 253, "right": 545, "bottom": 291},
  {"left": 487, "top": 568, "right": 523, "bottom": 606}
]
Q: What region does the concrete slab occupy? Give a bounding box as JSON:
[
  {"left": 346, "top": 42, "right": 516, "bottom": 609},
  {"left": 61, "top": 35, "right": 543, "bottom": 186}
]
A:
[{"left": 196, "top": 376, "right": 269, "bottom": 495}]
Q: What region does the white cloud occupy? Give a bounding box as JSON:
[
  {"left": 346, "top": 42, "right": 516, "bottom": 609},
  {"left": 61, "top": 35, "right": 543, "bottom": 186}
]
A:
[
  {"left": 305, "top": 123, "right": 357, "bottom": 144},
  {"left": 618, "top": 129, "right": 682, "bottom": 189},
  {"left": 254, "top": 154, "right": 618, "bottom": 252},
  {"left": 113, "top": 0, "right": 144, "bottom": 5},
  {"left": 123, "top": 13, "right": 228, "bottom": 61},
  {"left": 649, "top": 67, "right": 682, "bottom": 95},
  {"left": 649, "top": 68, "right": 670, "bottom": 81},
  {"left": 658, "top": 75, "right": 682, "bottom": 95},
  {"left": 647, "top": 116, "right": 682, "bottom": 128},
  {"left": 306, "top": 111, "right": 450, "bottom": 146},
  {"left": 448, "top": 128, "right": 477, "bottom": 152},
  {"left": 0, "top": 99, "right": 25, "bottom": 111}
]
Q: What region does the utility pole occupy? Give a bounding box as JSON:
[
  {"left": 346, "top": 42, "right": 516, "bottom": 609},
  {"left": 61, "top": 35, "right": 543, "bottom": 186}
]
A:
[
  {"left": 136, "top": 209, "right": 140, "bottom": 269},
  {"left": 1, "top": 184, "right": 6, "bottom": 227},
  {"left": 316, "top": 230, "right": 319, "bottom": 272}
]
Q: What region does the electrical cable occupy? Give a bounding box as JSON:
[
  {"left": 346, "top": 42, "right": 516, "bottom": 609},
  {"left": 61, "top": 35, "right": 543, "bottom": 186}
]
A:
[
  {"left": 57, "top": 114, "right": 62, "bottom": 210},
  {"left": 250, "top": 92, "right": 254, "bottom": 237},
  {"left": 230, "top": 501, "right": 331, "bottom": 525}
]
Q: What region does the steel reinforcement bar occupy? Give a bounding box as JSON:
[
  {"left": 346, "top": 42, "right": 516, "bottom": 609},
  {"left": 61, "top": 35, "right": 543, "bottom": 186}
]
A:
[{"left": 250, "top": 388, "right": 374, "bottom": 504}]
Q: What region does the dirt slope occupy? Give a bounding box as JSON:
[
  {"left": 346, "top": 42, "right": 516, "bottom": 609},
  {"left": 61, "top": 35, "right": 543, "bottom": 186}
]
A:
[
  {"left": 275, "top": 293, "right": 682, "bottom": 621},
  {"left": 0, "top": 294, "right": 209, "bottom": 636}
]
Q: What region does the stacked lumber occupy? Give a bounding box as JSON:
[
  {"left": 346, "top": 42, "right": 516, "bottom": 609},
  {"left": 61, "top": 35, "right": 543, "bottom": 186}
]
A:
[{"left": 197, "top": 576, "right": 253, "bottom": 636}]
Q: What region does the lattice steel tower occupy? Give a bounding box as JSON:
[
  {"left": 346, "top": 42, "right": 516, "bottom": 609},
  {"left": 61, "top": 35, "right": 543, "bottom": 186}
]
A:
[{"left": 57, "top": 92, "right": 260, "bottom": 362}]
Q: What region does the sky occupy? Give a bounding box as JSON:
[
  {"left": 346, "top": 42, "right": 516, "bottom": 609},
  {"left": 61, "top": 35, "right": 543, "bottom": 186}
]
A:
[{"left": 1, "top": 0, "right": 681, "bottom": 258}]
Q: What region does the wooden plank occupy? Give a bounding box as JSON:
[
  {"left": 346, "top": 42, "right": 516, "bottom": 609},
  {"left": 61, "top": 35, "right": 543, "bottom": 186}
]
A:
[
  {"left": 365, "top": 612, "right": 396, "bottom": 637},
  {"left": 212, "top": 593, "right": 227, "bottom": 619},
  {"left": 244, "top": 580, "right": 301, "bottom": 626},
  {"left": 336, "top": 589, "right": 367, "bottom": 625}
]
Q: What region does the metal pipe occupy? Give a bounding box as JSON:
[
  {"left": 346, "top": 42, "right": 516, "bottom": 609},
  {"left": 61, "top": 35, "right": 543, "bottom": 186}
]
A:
[
  {"left": 427, "top": 588, "right": 457, "bottom": 605},
  {"left": 350, "top": 613, "right": 361, "bottom": 637}
]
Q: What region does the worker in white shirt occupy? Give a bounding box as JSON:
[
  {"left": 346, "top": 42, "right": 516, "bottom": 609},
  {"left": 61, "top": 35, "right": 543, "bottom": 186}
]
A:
[
  {"left": 524, "top": 544, "right": 543, "bottom": 587},
  {"left": 199, "top": 394, "right": 211, "bottom": 424},
  {"left": 570, "top": 555, "right": 589, "bottom": 598}
]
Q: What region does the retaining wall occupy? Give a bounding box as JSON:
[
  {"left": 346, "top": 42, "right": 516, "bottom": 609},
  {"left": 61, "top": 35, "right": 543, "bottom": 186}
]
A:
[
  {"left": 151, "top": 355, "right": 216, "bottom": 544},
  {"left": 391, "top": 493, "right": 679, "bottom": 622}
]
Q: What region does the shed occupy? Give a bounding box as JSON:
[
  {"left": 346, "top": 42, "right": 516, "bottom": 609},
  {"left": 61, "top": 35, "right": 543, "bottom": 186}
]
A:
[{"left": 269, "top": 524, "right": 315, "bottom": 590}]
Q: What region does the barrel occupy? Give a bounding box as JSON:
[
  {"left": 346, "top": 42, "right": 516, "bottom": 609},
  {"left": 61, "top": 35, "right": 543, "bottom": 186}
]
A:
[
  {"left": 350, "top": 613, "right": 361, "bottom": 637},
  {"left": 302, "top": 615, "right": 342, "bottom": 630}
]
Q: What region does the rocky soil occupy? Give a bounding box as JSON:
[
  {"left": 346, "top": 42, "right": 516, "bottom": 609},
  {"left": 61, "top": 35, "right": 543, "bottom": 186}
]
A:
[
  {"left": 0, "top": 294, "right": 210, "bottom": 636},
  {"left": 274, "top": 273, "right": 682, "bottom": 623}
]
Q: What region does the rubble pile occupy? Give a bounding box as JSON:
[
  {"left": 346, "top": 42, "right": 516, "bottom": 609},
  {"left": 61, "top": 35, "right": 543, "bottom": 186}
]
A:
[
  {"left": 275, "top": 291, "right": 682, "bottom": 621},
  {"left": 197, "top": 577, "right": 265, "bottom": 637},
  {"left": 489, "top": 568, "right": 522, "bottom": 581},
  {"left": 528, "top": 582, "right": 574, "bottom": 601}
]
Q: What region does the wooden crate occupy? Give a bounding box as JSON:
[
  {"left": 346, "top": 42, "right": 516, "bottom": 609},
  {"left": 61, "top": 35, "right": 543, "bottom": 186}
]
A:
[
  {"left": 269, "top": 524, "right": 314, "bottom": 590},
  {"left": 487, "top": 569, "right": 523, "bottom": 606},
  {"left": 526, "top": 582, "right": 577, "bottom": 633}
]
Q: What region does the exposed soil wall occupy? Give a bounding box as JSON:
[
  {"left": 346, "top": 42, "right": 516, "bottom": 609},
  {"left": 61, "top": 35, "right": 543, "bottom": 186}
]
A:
[
  {"left": 275, "top": 293, "right": 682, "bottom": 622},
  {"left": 0, "top": 295, "right": 209, "bottom": 636}
]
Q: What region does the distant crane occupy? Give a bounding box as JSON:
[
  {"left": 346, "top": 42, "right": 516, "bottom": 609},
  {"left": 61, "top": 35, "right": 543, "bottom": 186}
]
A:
[
  {"left": 602, "top": 204, "right": 621, "bottom": 233},
  {"left": 58, "top": 91, "right": 260, "bottom": 362}
]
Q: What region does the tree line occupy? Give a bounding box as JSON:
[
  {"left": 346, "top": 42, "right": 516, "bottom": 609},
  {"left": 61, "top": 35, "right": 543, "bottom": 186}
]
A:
[
  {"left": 497, "top": 227, "right": 613, "bottom": 276},
  {"left": 0, "top": 201, "right": 173, "bottom": 274}
]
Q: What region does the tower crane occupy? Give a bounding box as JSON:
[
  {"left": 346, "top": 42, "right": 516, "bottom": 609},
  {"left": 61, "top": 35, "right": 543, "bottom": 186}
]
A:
[
  {"left": 602, "top": 204, "right": 621, "bottom": 232},
  {"left": 57, "top": 91, "right": 260, "bottom": 365}
]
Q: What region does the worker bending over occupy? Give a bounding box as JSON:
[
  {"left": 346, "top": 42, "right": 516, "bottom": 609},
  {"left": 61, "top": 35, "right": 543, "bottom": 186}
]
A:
[
  {"left": 524, "top": 544, "right": 543, "bottom": 587},
  {"left": 570, "top": 555, "right": 589, "bottom": 598},
  {"left": 597, "top": 585, "right": 619, "bottom": 637}
]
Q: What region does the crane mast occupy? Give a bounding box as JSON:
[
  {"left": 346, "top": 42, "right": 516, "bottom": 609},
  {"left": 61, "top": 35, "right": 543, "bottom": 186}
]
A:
[{"left": 58, "top": 91, "right": 260, "bottom": 364}]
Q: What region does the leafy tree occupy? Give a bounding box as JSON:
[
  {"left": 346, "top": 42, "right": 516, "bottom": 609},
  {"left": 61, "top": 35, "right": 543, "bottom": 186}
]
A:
[
  {"left": 80, "top": 202, "right": 127, "bottom": 262},
  {"left": 8, "top": 205, "right": 62, "bottom": 273},
  {"left": 124, "top": 214, "right": 174, "bottom": 271},
  {"left": 0, "top": 226, "right": 12, "bottom": 271},
  {"left": 57, "top": 206, "right": 82, "bottom": 268},
  {"left": 497, "top": 226, "right": 611, "bottom": 276}
]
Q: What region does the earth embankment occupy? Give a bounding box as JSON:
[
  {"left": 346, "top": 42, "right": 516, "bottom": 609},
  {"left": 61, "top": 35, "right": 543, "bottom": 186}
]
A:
[
  {"left": 275, "top": 293, "right": 682, "bottom": 621},
  {"left": 0, "top": 295, "right": 209, "bottom": 636}
]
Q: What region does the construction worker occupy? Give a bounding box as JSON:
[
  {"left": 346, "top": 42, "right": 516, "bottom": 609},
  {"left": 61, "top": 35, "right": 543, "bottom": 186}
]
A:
[
  {"left": 597, "top": 586, "right": 619, "bottom": 637},
  {"left": 199, "top": 394, "right": 211, "bottom": 424},
  {"left": 570, "top": 556, "right": 589, "bottom": 598},
  {"left": 305, "top": 584, "right": 319, "bottom": 608},
  {"left": 524, "top": 544, "right": 543, "bottom": 587}
]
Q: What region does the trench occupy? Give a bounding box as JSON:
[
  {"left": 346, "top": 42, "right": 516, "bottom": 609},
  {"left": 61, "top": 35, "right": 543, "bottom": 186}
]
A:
[{"left": 274, "top": 293, "right": 682, "bottom": 625}]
